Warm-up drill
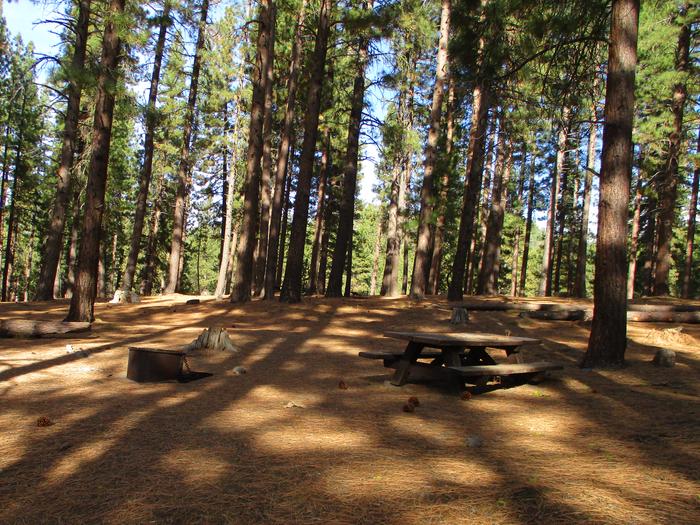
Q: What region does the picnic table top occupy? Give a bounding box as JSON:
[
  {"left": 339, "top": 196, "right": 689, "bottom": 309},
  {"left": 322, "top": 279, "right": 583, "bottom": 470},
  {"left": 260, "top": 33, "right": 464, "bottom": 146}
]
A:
[{"left": 383, "top": 330, "right": 540, "bottom": 347}]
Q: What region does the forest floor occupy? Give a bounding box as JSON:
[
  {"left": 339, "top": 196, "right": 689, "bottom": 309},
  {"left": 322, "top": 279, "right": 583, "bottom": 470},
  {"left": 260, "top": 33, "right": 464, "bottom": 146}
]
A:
[{"left": 0, "top": 294, "right": 699, "bottom": 524}]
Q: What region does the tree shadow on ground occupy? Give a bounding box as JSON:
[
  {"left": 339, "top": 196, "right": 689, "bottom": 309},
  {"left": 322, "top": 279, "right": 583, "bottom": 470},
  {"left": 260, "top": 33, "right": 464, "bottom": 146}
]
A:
[{"left": 0, "top": 295, "right": 698, "bottom": 523}]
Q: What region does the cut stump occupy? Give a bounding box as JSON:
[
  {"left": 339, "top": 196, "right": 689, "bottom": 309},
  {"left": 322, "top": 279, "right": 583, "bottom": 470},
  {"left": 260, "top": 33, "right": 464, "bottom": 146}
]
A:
[{"left": 185, "top": 327, "right": 238, "bottom": 353}]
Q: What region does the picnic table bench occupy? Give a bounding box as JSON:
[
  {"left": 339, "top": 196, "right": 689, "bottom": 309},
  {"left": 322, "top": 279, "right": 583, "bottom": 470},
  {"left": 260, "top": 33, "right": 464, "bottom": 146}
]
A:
[{"left": 359, "top": 330, "right": 562, "bottom": 389}]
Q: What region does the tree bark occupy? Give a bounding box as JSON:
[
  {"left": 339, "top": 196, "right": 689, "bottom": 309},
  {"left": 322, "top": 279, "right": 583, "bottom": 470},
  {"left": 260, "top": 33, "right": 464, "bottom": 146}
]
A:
[
  {"left": 307, "top": 131, "right": 330, "bottom": 295},
  {"left": 141, "top": 169, "right": 164, "bottom": 295},
  {"left": 230, "top": 0, "right": 272, "bottom": 302},
  {"left": 121, "top": 2, "right": 171, "bottom": 292},
  {"left": 2, "top": 90, "right": 27, "bottom": 302},
  {"left": 582, "top": 0, "right": 639, "bottom": 368},
  {"left": 574, "top": 103, "right": 597, "bottom": 297},
  {"left": 253, "top": 3, "right": 276, "bottom": 297},
  {"left": 35, "top": 0, "right": 91, "bottom": 300},
  {"left": 428, "top": 75, "right": 455, "bottom": 295},
  {"left": 540, "top": 106, "right": 569, "bottom": 296},
  {"left": 63, "top": 185, "right": 82, "bottom": 298},
  {"left": 477, "top": 118, "right": 511, "bottom": 295},
  {"left": 276, "top": 164, "right": 293, "bottom": 289},
  {"left": 447, "top": 82, "right": 490, "bottom": 301},
  {"left": 627, "top": 161, "right": 643, "bottom": 300},
  {"left": 653, "top": 6, "right": 689, "bottom": 296},
  {"left": 280, "top": 0, "right": 331, "bottom": 303},
  {"left": 553, "top": 119, "right": 571, "bottom": 296},
  {"left": 410, "top": 0, "right": 450, "bottom": 299},
  {"left": 326, "top": 17, "right": 371, "bottom": 298},
  {"left": 263, "top": 1, "right": 306, "bottom": 300},
  {"left": 519, "top": 152, "right": 536, "bottom": 296},
  {"left": 65, "top": 0, "right": 125, "bottom": 322},
  {"left": 369, "top": 218, "right": 383, "bottom": 295},
  {"left": 682, "top": 128, "right": 700, "bottom": 298},
  {"left": 164, "top": 0, "right": 209, "bottom": 294}
]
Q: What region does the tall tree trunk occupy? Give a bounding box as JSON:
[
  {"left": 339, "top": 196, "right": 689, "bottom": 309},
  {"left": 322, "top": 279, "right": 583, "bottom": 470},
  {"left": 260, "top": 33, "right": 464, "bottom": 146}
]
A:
[
  {"left": 574, "top": 105, "right": 597, "bottom": 297},
  {"left": 410, "top": 0, "right": 450, "bottom": 299},
  {"left": 280, "top": 0, "right": 331, "bottom": 303},
  {"left": 369, "top": 219, "right": 383, "bottom": 295},
  {"left": 276, "top": 166, "right": 292, "bottom": 289},
  {"left": 254, "top": 3, "right": 276, "bottom": 297},
  {"left": 381, "top": 64, "right": 414, "bottom": 297},
  {"left": 447, "top": 83, "right": 490, "bottom": 301},
  {"left": 121, "top": 2, "right": 171, "bottom": 292},
  {"left": 35, "top": 0, "right": 91, "bottom": 300},
  {"left": 653, "top": 7, "right": 689, "bottom": 296},
  {"left": 344, "top": 236, "right": 353, "bottom": 297},
  {"left": 401, "top": 233, "right": 409, "bottom": 295},
  {"left": 307, "top": 131, "right": 330, "bottom": 295},
  {"left": 553, "top": 123, "right": 571, "bottom": 296},
  {"left": 540, "top": 106, "right": 569, "bottom": 296},
  {"left": 428, "top": 75, "right": 455, "bottom": 295},
  {"left": 264, "top": 1, "right": 306, "bottom": 300},
  {"left": 477, "top": 119, "right": 511, "bottom": 295},
  {"left": 0, "top": 123, "right": 12, "bottom": 273},
  {"left": 326, "top": 14, "right": 371, "bottom": 298},
  {"left": 519, "top": 152, "right": 536, "bottom": 296},
  {"left": 230, "top": 0, "right": 273, "bottom": 302},
  {"left": 141, "top": 170, "right": 164, "bottom": 295},
  {"left": 380, "top": 164, "right": 402, "bottom": 297},
  {"left": 2, "top": 91, "right": 27, "bottom": 302},
  {"left": 627, "top": 171, "right": 643, "bottom": 299},
  {"left": 65, "top": 0, "right": 125, "bottom": 321},
  {"left": 582, "top": 0, "right": 639, "bottom": 368},
  {"left": 214, "top": 104, "right": 238, "bottom": 298},
  {"left": 682, "top": 128, "right": 700, "bottom": 298},
  {"left": 164, "top": 0, "right": 209, "bottom": 294},
  {"left": 22, "top": 216, "right": 35, "bottom": 302},
  {"left": 63, "top": 185, "right": 82, "bottom": 298}
]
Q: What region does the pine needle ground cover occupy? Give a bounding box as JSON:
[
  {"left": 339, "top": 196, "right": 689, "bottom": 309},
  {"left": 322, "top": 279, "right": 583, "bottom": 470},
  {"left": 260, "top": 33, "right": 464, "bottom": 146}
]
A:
[{"left": 1, "top": 295, "right": 698, "bottom": 524}]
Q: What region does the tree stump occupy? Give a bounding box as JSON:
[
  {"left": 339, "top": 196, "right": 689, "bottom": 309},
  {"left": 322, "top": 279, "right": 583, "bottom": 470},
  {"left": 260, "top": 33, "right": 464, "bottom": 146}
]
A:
[
  {"left": 184, "top": 327, "right": 238, "bottom": 353},
  {"left": 109, "top": 290, "right": 140, "bottom": 304},
  {"left": 450, "top": 307, "right": 469, "bottom": 325}
]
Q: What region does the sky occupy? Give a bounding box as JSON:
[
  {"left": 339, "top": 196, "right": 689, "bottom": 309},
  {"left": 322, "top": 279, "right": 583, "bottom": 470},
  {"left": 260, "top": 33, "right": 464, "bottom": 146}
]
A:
[{"left": 3, "top": 0, "right": 382, "bottom": 204}]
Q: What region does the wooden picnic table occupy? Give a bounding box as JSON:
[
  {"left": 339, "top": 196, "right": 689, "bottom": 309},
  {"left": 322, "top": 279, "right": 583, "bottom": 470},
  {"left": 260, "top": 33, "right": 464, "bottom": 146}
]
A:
[{"left": 359, "top": 330, "right": 561, "bottom": 389}]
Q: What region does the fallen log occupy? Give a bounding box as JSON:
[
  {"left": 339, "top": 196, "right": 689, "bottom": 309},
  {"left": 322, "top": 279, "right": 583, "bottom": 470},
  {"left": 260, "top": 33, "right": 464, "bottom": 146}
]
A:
[
  {"left": 627, "top": 304, "right": 700, "bottom": 313},
  {"left": 451, "top": 302, "right": 581, "bottom": 312},
  {"left": 0, "top": 319, "right": 92, "bottom": 338},
  {"left": 519, "top": 310, "right": 592, "bottom": 321},
  {"left": 626, "top": 311, "right": 700, "bottom": 323},
  {"left": 520, "top": 309, "right": 700, "bottom": 323}
]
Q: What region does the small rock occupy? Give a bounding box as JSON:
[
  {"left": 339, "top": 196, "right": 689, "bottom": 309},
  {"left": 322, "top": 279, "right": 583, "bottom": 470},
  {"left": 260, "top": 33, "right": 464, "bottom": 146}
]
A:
[
  {"left": 37, "top": 416, "right": 54, "bottom": 427},
  {"left": 232, "top": 366, "right": 247, "bottom": 375},
  {"left": 461, "top": 391, "right": 473, "bottom": 401},
  {"left": 285, "top": 401, "right": 305, "bottom": 408},
  {"left": 338, "top": 380, "right": 348, "bottom": 390},
  {"left": 65, "top": 344, "right": 73, "bottom": 353},
  {"left": 407, "top": 396, "right": 420, "bottom": 407},
  {"left": 402, "top": 403, "right": 415, "bottom": 413},
  {"left": 77, "top": 350, "right": 89, "bottom": 358},
  {"left": 185, "top": 299, "right": 200, "bottom": 305},
  {"left": 652, "top": 349, "right": 676, "bottom": 368},
  {"left": 466, "top": 435, "right": 483, "bottom": 448}
]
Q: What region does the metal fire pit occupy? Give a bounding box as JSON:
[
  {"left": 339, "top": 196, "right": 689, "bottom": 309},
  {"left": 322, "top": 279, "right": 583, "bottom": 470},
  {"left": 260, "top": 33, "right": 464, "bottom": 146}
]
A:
[{"left": 127, "top": 347, "right": 185, "bottom": 382}]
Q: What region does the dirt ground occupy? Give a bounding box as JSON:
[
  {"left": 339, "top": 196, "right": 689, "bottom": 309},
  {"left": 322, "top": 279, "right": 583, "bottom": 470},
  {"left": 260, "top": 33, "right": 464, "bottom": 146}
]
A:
[{"left": 1, "top": 294, "right": 699, "bottom": 524}]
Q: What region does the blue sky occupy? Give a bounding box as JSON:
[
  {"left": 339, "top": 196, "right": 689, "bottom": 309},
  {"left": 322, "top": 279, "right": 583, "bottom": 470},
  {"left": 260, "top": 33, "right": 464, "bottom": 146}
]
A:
[{"left": 3, "top": 0, "right": 382, "bottom": 203}]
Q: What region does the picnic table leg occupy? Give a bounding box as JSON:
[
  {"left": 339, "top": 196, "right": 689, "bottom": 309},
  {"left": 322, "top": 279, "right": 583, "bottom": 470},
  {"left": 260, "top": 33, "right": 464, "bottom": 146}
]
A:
[
  {"left": 390, "top": 342, "right": 424, "bottom": 386},
  {"left": 442, "top": 346, "right": 467, "bottom": 392}
]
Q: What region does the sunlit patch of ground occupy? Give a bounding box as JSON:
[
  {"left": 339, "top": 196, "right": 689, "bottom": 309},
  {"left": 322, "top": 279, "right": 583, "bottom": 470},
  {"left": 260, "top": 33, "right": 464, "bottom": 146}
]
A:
[{"left": 0, "top": 294, "right": 699, "bottom": 523}]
